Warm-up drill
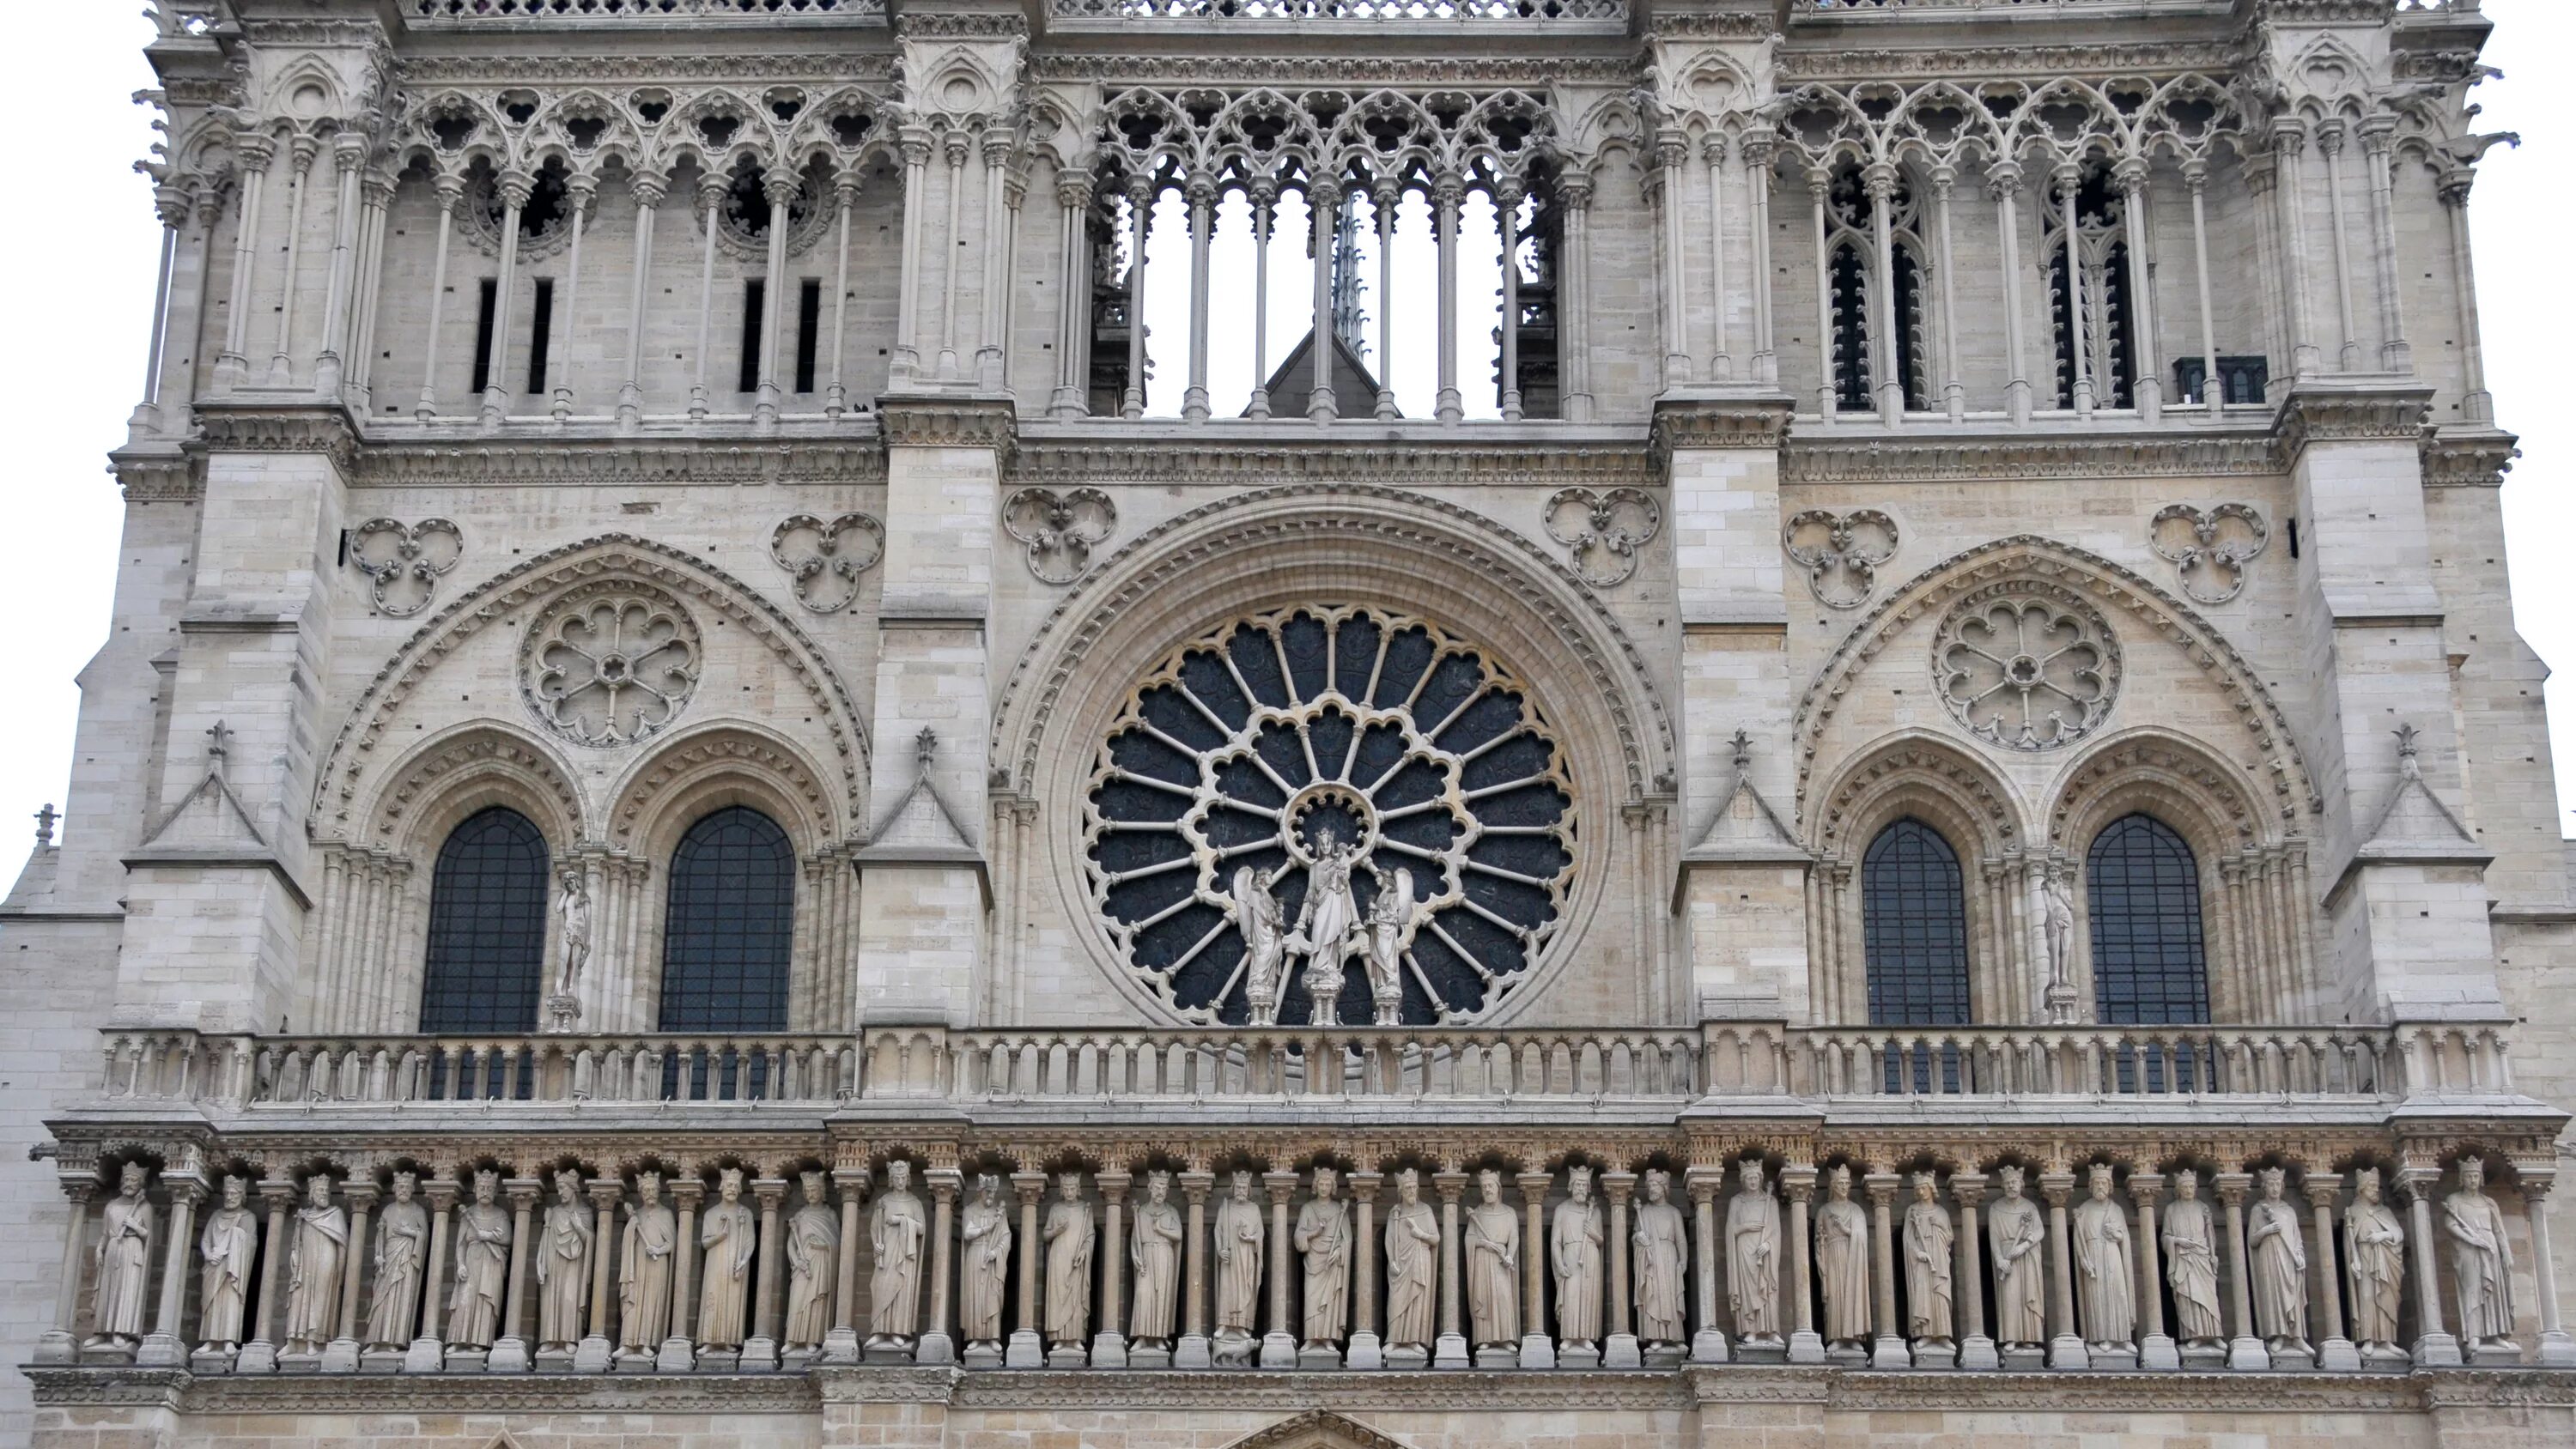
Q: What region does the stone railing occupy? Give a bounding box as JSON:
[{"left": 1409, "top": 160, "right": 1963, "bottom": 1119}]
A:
[
  {"left": 1795, "top": 0, "right": 2222, "bottom": 12},
  {"left": 404, "top": 0, "right": 885, "bottom": 22},
  {"left": 91, "top": 1019, "right": 2518, "bottom": 1112},
  {"left": 1049, "top": 0, "right": 1626, "bottom": 21}
]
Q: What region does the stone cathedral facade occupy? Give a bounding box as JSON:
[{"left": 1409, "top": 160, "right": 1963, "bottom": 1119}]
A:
[{"left": 7, "top": 0, "right": 2574, "bottom": 1443}]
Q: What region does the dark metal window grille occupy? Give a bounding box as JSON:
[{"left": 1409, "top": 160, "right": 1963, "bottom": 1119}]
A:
[
  {"left": 2087, "top": 813, "right": 2211, "bottom": 1025},
  {"left": 1862, "top": 818, "right": 1971, "bottom": 1092},
  {"left": 419, "top": 807, "right": 550, "bottom": 1034},
  {"left": 657, "top": 805, "right": 795, "bottom": 1034}
]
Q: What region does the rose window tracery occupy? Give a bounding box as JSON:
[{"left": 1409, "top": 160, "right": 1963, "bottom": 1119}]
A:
[
  {"left": 1082, "top": 607, "right": 1576, "bottom": 1026},
  {"left": 521, "top": 585, "right": 702, "bottom": 748},
  {"left": 1932, "top": 585, "right": 2119, "bottom": 751}
]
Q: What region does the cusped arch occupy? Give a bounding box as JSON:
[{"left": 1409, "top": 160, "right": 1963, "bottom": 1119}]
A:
[
  {"left": 1811, "top": 729, "right": 2022, "bottom": 863},
  {"left": 361, "top": 722, "right": 586, "bottom": 860},
  {"left": 310, "top": 532, "right": 868, "bottom": 847},
  {"left": 2044, "top": 725, "right": 2278, "bottom": 863},
  {"left": 1790, "top": 534, "right": 2318, "bottom": 831},
  {"left": 607, "top": 721, "right": 841, "bottom": 862}
]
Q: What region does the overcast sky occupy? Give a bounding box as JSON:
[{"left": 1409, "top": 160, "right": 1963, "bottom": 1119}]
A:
[{"left": 1, "top": 3, "right": 2568, "bottom": 894}]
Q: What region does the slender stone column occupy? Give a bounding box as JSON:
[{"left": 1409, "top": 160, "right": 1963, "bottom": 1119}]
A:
[
  {"left": 138, "top": 1173, "right": 206, "bottom": 1367},
  {"left": 479, "top": 169, "right": 529, "bottom": 427},
  {"left": 920, "top": 1169, "right": 957, "bottom": 1366},
  {"left": 2306, "top": 1173, "right": 2360, "bottom": 1370},
  {"left": 1865, "top": 1173, "right": 1908, "bottom": 1367},
  {"left": 814, "top": 1169, "right": 864, "bottom": 1365},
  {"left": 2114, "top": 160, "right": 2162, "bottom": 420},
  {"left": 1247, "top": 185, "right": 1276, "bottom": 419},
  {"left": 348, "top": 172, "right": 395, "bottom": 404},
  {"left": 415, "top": 174, "right": 460, "bottom": 419},
  {"left": 1435, "top": 175, "right": 1464, "bottom": 423},
  {"left": 824, "top": 173, "right": 859, "bottom": 417},
  {"left": 1372, "top": 181, "right": 1400, "bottom": 421},
  {"left": 1184, "top": 179, "right": 1214, "bottom": 422},
  {"left": 217, "top": 135, "right": 273, "bottom": 386},
  {"left": 549, "top": 176, "right": 591, "bottom": 421},
  {"left": 1603, "top": 1172, "right": 1640, "bottom": 1369},
  {"left": 1497, "top": 179, "right": 1524, "bottom": 417},
  {"left": 2318, "top": 122, "right": 2363, "bottom": 371},
  {"left": 659, "top": 1179, "right": 700, "bottom": 1372},
  {"left": 2055, "top": 165, "right": 2093, "bottom": 418},
  {"left": 33, "top": 1180, "right": 95, "bottom": 1363},
  {"left": 1263, "top": 1171, "right": 1298, "bottom": 1367},
  {"left": 1434, "top": 1171, "right": 1469, "bottom": 1369},
  {"left": 617, "top": 171, "right": 665, "bottom": 428},
  {"left": 2439, "top": 168, "right": 2494, "bottom": 423},
  {"left": 1863, "top": 163, "right": 1903, "bottom": 424},
  {"left": 1704, "top": 132, "right": 1732, "bottom": 382},
  {"left": 1347, "top": 1171, "right": 1384, "bottom": 1369},
  {"left": 1990, "top": 161, "right": 2032, "bottom": 424},
  {"left": 237, "top": 1180, "right": 296, "bottom": 1374},
  {"left": 2270, "top": 120, "right": 2321, "bottom": 378},
  {"left": 1931, "top": 167, "right": 1964, "bottom": 419},
  {"left": 892, "top": 126, "right": 929, "bottom": 376},
  {"left": 1123, "top": 174, "right": 1152, "bottom": 418},
  {"left": 323, "top": 1181, "right": 375, "bottom": 1372},
  {"left": 743, "top": 1179, "right": 785, "bottom": 1370},
  {"left": 316, "top": 134, "right": 365, "bottom": 392},
  {"left": 577, "top": 1179, "right": 620, "bottom": 1371},
  {"left": 1516, "top": 1171, "right": 1555, "bottom": 1368},
  {"left": 1743, "top": 136, "right": 1777, "bottom": 382},
  {"left": 489, "top": 1180, "right": 538, "bottom": 1373},
  {"left": 1953, "top": 1173, "right": 1996, "bottom": 1369},
  {"left": 688, "top": 173, "right": 724, "bottom": 419},
  {"left": 2039, "top": 1171, "right": 2089, "bottom": 1370},
  {"left": 1558, "top": 173, "right": 1595, "bottom": 420},
  {"left": 1094, "top": 1171, "right": 1130, "bottom": 1367},
  {"left": 407, "top": 1179, "right": 455, "bottom": 1372},
  {"left": 753, "top": 168, "right": 796, "bottom": 427},
  {"left": 1694, "top": 1168, "right": 1736, "bottom": 1364},
  {"left": 1051, "top": 172, "right": 1096, "bottom": 417},
  {"left": 976, "top": 126, "right": 1012, "bottom": 381},
  {"left": 1656, "top": 133, "right": 1692, "bottom": 389},
  {"left": 1807, "top": 167, "right": 1836, "bottom": 423},
  {"left": 2214, "top": 1173, "right": 2269, "bottom": 1370},
  {"left": 2130, "top": 1175, "right": 2178, "bottom": 1369},
  {"left": 2184, "top": 163, "right": 2222, "bottom": 415},
  {"left": 2397, "top": 1167, "right": 2459, "bottom": 1365},
  {"left": 267, "top": 136, "right": 318, "bottom": 385},
  {"left": 2360, "top": 119, "right": 2411, "bottom": 372},
  {"left": 1176, "top": 1171, "right": 1213, "bottom": 1369},
  {"left": 1308, "top": 178, "right": 1340, "bottom": 421},
  {"left": 2522, "top": 1176, "right": 2576, "bottom": 1365},
  {"left": 1006, "top": 1172, "right": 1045, "bottom": 1368}
]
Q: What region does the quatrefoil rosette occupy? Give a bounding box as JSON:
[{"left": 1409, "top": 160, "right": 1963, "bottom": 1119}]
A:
[
  {"left": 1931, "top": 581, "right": 2121, "bottom": 752},
  {"left": 519, "top": 581, "right": 702, "bottom": 749},
  {"left": 2149, "top": 503, "right": 2268, "bottom": 605},
  {"left": 1080, "top": 606, "right": 1577, "bottom": 1027},
  {"left": 1003, "top": 487, "right": 1117, "bottom": 585},
  {"left": 1542, "top": 487, "right": 1662, "bottom": 588},
  {"left": 349, "top": 517, "right": 464, "bottom": 617},
  {"left": 769, "top": 512, "right": 884, "bottom": 614}
]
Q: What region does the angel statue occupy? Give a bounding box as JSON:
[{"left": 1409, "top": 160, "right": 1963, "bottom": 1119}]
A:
[{"left": 1233, "top": 866, "right": 1290, "bottom": 1028}]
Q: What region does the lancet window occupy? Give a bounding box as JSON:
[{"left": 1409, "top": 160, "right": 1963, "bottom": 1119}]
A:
[
  {"left": 657, "top": 806, "right": 797, "bottom": 1033},
  {"left": 2044, "top": 163, "right": 2136, "bottom": 411},
  {"left": 2085, "top": 813, "right": 2211, "bottom": 1025},
  {"left": 1820, "top": 162, "right": 1929, "bottom": 414},
  {"left": 1859, "top": 818, "right": 1972, "bottom": 1028},
  {"left": 418, "top": 807, "right": 551, "bottom": 1033}
]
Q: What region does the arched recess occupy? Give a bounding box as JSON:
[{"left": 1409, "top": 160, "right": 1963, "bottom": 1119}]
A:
[
  {"left": 992, "top": 483, "right": 1676, "bottom": 1027},
  {"left": 1807, "top": 731, "right": 2023, "bottom": 1026},
  {"left": 2045, "top": 727, "right": 2318, "bottom": 1023},
  {"left": 310, "top": 723, "right": 585, "bottom": 1034},
  {"left": 601, "top": 722, "right": 854, "bottom": 1034}
]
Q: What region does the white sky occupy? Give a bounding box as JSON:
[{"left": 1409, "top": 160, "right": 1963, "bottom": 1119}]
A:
[{"left": 1, "top": 3, "right": 2570, "bottom": 892}]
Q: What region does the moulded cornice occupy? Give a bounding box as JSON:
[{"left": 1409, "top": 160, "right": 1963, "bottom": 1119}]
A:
[
  {"left": 349, "top": 439, "right": 888, "bottom": 488},
  {"left": 2263, "top": 0, "right": 2398, "bottom": 25},
  {"left": 897, "top": 10, "right": 1030, "bottom": 39},
  {"left": 945, "top": 1370, "right": 1694, "bottom": 1410},
  {"left": 879, "top": 396, "right": 1022, "bottom": 454},
  {"left": 1777, "top": 41, "right": 2240, "bottom": 82},
  {"left": 2274, "top": 385, "right": 2434, "bottom": 461},
  {"left": 1783, "top": 431, "right": 2277, "bottom": 482},
  {"left": 395, "top": 53, "right": 899, "bottom": 86},
  {"left": 1651, "top": 396, "right": 1796, "bottom": 464},
  {"left": 1032, "top": 54, "right": 1640, "bottom": 87},
  {"left": 111, "top": 449, "right": 204, "bottom": 503},
  {"left": 1008, "top": 436, "right": 1656, "bottom": 488},
  {"left": 1641, "top": 11, "right": 1773, "bottom": 42},
  {"left": 193, "top": 403, "right": 361, "bottom": 474},
  {"left": 2421, "top": 431, "right": 2518, "bottom": 489}
]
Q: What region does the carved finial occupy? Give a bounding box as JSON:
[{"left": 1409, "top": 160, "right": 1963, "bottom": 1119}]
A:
[
  {"left": 32, "top": 803, "right": 57, "bottom": 847},
  {"left": 914, "top": 725, "right": 939, "bottom": 770},
  {"left": 1729, "top": 729, "right": 1753, "bottom": 773},
  {"left": 2394, "top": 722, "right": 2421, "bottom": 780},
  {"left": 204, "top": 720, "right": 231, "bottom": 779}
]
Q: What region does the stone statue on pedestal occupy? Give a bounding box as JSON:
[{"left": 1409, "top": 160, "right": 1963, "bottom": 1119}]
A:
[
  {"left": 783, "top": 1170, "right": 838, "bottom": 1349},
  {"left": 283, "top": 1174, "right": 349, "bottom": 1354},
  {"left": 698, "top": 1169, "right": 757, "bottom": 1349},
  {"left": 1042, "top": 1173, "right": 1095, "bottom": 1349},
  {"left": 869, "top": 1161, "right": 927, "bottom": 1351},
  {"left": 618, "top": 1169, "right": 676, "bottom": 1354},
  {"left": 2445, "top": 1158, "right": 2518, "bottom": 1355},
  {"left": 536, "top": 1169, "right": 592, "bottom": 1350},
  {"left": 1296, "top": 1167, "right": 1352, "bottom": 1348},
  {"left": 2162, "top": 1171, "right": 2223, "bottom": 1345},
  {"left": 2248, "top": 1167, "right": 2309, "bottom": 1353},
  {"left": 1552, "top": 1166, "right": 1604, "bottom": 1353},
  {"left": 1988, "top": 1165, "right": 2047, "bottom": 1347},
  {"left": 1363, "top": 867, "right": 1413, "bottom": 1025},
  {"left": 1384, "top": 1169, "right": 1441, "bottom": 1355},
  {"left": 198, "top": 1175, "right": 258, "bottom": 1352},
  {"left": 1212, "top": 1170, "right": 1265, "bottom": 1363},
  {"left": 1233, "top": 867, "right": 1290, "bottom": 1028},
  {"left": 1727, "top": 1159, "right": 1782, "bottom": 1345},
  {"left": 2344, "top": 1168, "right": 2406, "bottom": 1354},
  {"left": 1466, "top": 1169, "right": 1521, "bottom": 1349},
  {"left": 1128, "top": 1171, "right": 1182, "bottom": 1349},
  {"left": 1632, "top": 1169, "right": 1689, "bottom": 1350},
  {"left": 449, "top": 1169, "right": 510, "bottom": 1348},
  {"left": 1815, "top": 1166, "right": 1869, "bottom": 1349},
  {"left": 1904, "top": 1172, "right": 1954, "bottom": 1346},
  {"left": 2073, "top": 1165, "right": 2134, "bottom": 1350},
  {"left": 959, "top": 1174, "right": 1012, "bottom": 1350},
  {"left": 86, "top": 1162, "right": 153, "bottom": 1352}
]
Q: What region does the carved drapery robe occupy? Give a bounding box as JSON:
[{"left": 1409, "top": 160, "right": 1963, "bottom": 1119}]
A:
[
  {"left": 366, "top": 1198, "right": 428, "bottom": 1348},
  {"left": 870, "top": 1187, "right": 927, "bottom": 1339},
  {"left": 2073, "top": 1196, "right": 2134, "bottom": 1345},
  {"left": 285, "top": 1201, "right": 349, "bottom": 1349},
  {"left": 959, "top": 1197, "right": 1012, "bottom": 1343},
  {"left": 449, "top": 1201, "right": 512, "bottom": 1347},
  {"left": 1988, "top": 1195, "right": 2048, "bottom": 1345},
  {"left": 697, "top": 1199, "right": 757, "bottom": 1348},
  {"left": 1632, "top": 1197, "right": 1689, "bottom": 1344},
  {"left": 93, "top": 1192, "right": 153, "bottom": 1341},
  {"left": 1214, "top": 1197, "right": 1265, "bottom": 1336},
  {"left": 1815, "top": 1196, "right": 1870, "bottom": 1344},
  {"left": 2345, "top": 1198, "right": 2406, "bottom": 1346},
  {"left": 1128, "top": 1198, "right": 1182, "bottom": 1342},
  {"left": 536, "top": 1198, "right": 592, "bottom": 1347},
  {"left": 2445, "top": 1187, "right": 2517, "bottom": 1341},
  {"left": 1296, "top": 1196, "right": 1352, "bottom": 1343},
  {"left": 1043, "top": 1197, "right": 1095, "bottom": 1345},
  {"left": 618, "top": 1203, "right": 677, "bottom": 1350},
  {"left": 1904, "top": 1199, "right": 1955, "bottom": 1342},
  {"left": 1726, "top": 1187, "right": 1781, "bottom": 1340},
  {"left": 1384, "top": 1200, "right": 1441, "bottom": 1349},
  {"left": 2162, "top": 1197, "right": 2224, "bottom": 1342},
  {"left": 784, "top": 1201, "right": 839, "bottom": 1348},
  {"left": 1552, "top": 1197, "right": 1604, "bottom": 1343},
  {"left": 2248, "top": 1197, "right": 2308, "bottom": 1343},
  {"left": 197, "top": 1204, "right": 259, "bottom": 1348},
  {"left": 1465, "top": 1199, "right": 1521, "bottom": 1346}
]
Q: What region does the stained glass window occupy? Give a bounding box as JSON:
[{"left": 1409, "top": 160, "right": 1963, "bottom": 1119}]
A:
[
  {"left": 2087, "top": 813, "right": 2211, "bottom": 1024},
  {"left": 657, "top": 805, "right": 796, "bottom": 1032},
  {"left": 1862, "top": 818, "right": 1972, "bottom": 1026},
  {"left": 420, "top": 807, "right": 550, "bottom": 1033}
]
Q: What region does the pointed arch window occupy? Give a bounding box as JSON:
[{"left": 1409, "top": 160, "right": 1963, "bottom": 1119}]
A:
[
  {"left": 1825, "top": 163, "right": 1929, "bottom": 414},
  {"left": 657, "top": 805, "right": 796, "bottom": 1033},
  {"left": 2045, "top": 165, "right": 2137, "bottom": 409},
  {"left": 419, "top": 807, "right": 550, "bottom": 1033},
  {"left": 2086, "top": 813, "right": 2210, "bottom": 1023},
  {"left": 1861, "top": 818, "right": 1972, "bottom": 1026}
]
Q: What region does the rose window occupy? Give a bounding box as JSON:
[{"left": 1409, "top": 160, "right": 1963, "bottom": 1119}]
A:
[
  {"left": 1082, "top": 607, "right": 1576, "bottom": 1026},
  {"left": 521, "top": 586, "right": 702, "bottom": 748},
  {"left": 1932, "top": 585, "right": 2119, "bottom": 751}
]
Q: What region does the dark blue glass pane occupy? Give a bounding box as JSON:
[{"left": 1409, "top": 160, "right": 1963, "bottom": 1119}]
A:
[
  {"left": 420, "top": 808, "right": 550, "bottom": 1034},
  {"left": 1862, "top": 819, "right": 1971, "bottom": 1026},
  {"left": 2087, "top": 814, "right": 2210, "bottom": 1024},
  {"left": 657, "top": 806, "right": 795, "bottom": 1033}
]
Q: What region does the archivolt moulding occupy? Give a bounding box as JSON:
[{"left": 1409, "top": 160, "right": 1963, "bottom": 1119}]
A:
[
  {"left": 360, "top": 723, "right": 586, "bottom": 856},
  {"left": 2044, "top": 726, "right": 2277, "bottom": 855},
  {"left": 310, "top": 533, "right": 868, "bottom": 846},
  {"left": 605, "top": 721, "right": 845, "bottom": 856},
  {"left": 1789, "top": 535, "right": 2319, "bottom": 832}
]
